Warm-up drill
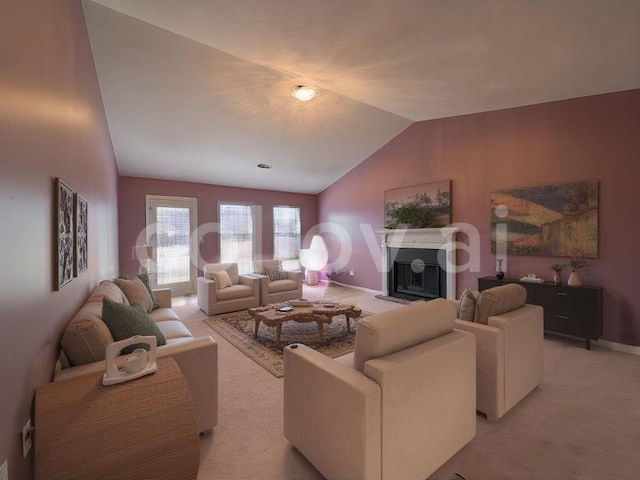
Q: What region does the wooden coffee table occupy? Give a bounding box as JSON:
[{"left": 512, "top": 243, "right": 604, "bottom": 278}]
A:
[{"left": 249, "top": 302, "right": 362, "bottom": 346}]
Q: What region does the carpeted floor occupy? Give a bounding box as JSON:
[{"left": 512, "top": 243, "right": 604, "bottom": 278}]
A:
[
  {"left": 172, "top": 283, "right": 640, "bottom": 480},
  {"left": 203, "top": 308, "right": 366, "bottom": 377}
]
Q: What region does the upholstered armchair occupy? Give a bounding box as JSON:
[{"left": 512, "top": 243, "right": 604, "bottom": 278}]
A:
[
  {"left": 253, "top": 259, "right": 303, "bottom": 306},
  {"left": 197, "top": 263, "right": 260, "bottom": 315},
  {"left": 284, "top": 299, "right": 476, "bottom": 480},
  {"left": 453, "top": 283, "right": 544, "bottom": 421}
]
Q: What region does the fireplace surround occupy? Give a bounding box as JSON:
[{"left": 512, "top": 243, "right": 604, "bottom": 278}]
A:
[{"left": 378, "top": 228, "right": 459, "bottom": 301}]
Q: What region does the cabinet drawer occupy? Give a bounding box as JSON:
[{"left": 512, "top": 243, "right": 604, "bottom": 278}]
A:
[
  {"left": 536, "top": 285, "right": 596, "bottom": 313},
  {"left": 544, "top": 309, "right": 597, "bottom": 338}
]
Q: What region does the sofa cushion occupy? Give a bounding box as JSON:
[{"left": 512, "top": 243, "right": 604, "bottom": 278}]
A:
[
  {"left": 269, "top": 279, "right": 298, "bottom": 293},
  {"left": 156, "top": 320, "right": 194, "bottom": 340},
  {"left": 101, "top": 298, "right": 167, "bottom": 354},
  {"left": 149, "top": 307, "right": 181, "bottom": 323},
  {"left": 265, "top": 265, "right": 287, "bottom": 281},
  {"left": 204, "top": 263, "right": 239, "bottom": 285},
  {"left": 353, "top": 299, "right": 455, "bottom": 373},
  {"left": 217, "top": 284, "right": 254, "bottom": 301},
  {"left": 475, "top": 283, "right": 527, "bottom": 325},
  {"left": 457, "top": 288, "right": 477, "bottom": 322},
  {"left": 60, "top": 280, "right": 129, "bottom": 365},
  {"left": 213, "top": 270, "right": 233, "bottom": 289},
  {"left": 114, "top": 276, "right": 154, "bottom": 313}
]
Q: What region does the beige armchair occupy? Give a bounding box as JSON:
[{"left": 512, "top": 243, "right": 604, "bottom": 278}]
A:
[
  {"left": 284, "top": 299, "right": 476, "bottom": 480},
  {"left": 454, "top": 283, "right": 544, "bottom": 421},
  {"left": 197, "top": 263, "right": 260, "bottom": 315},
  {"left": 253, "top": 259, "right": 303, "bottom": 306}
]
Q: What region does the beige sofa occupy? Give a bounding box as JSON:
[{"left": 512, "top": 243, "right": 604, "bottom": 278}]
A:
[
  {"left": 197, "top": 263, "right": 260, "bottom": 315},
  {"left": 453, "top": 284, "right": 544, "bottom": 421},
  {"left": 56, "top": 279, "right": 218, "bottom": 434},
  {"left": 253, "top": 259, "right": 303, "bottom": 305},
  {"left": 284, "top": 299, "right": 476, "bottom": 480}
]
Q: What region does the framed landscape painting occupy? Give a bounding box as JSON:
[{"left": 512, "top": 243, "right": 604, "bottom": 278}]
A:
[
  {"left": 74, "top": 193, "right": 88, "bottom": 275},
  {"left": 491, "top": 180, "right": 598, "bottom": 257},
  {"left": 56, "top": 178, "right": 75, "bottom": 289},
  {"left": 384, "top": 181, "right": 451, "bottom": 229}
]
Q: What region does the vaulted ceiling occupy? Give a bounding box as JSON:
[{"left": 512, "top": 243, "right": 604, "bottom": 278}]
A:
[{"left": 83, "top": 0, "right": 640, "bottom": 194}]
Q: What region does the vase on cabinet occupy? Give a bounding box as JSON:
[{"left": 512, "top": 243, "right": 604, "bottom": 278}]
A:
[
  {"left": 567, "top": 271, "right": 581, "bottom": 286},
  {"left": 553, "top": 272, "right": 562, "bottom": 285}
]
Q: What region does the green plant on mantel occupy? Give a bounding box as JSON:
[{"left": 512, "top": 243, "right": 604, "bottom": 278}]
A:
[
  {"left": 549, "top": 263, "right": 567, "bottom": 273},
  {"left": 117, "top": 273, "right": 132, "bottom": 280},
  {"left": 386, "top": 203, "right": 443, "bottom": 229}
]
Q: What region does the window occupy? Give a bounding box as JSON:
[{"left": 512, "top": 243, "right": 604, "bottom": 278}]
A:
[
  {"left": 273, "top": 206, "right": 301, "bottom": 270},
  {"left": 219, "top": 203, "right": 255, "bottom": 274},
  {"left": 146, "top": 196, "right": 197, "bottom": 294}
]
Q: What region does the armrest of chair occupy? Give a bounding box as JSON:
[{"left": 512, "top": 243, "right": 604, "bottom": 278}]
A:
[
  {"left": 197, "top": 277, "right": 218, "bottom": 302},
  {"left": 488, "top": 304, "right": 544, "bottom": 411},
  {"left": 283, "top": 344, "right": 382, "bottom": 480},
  {"left": 157, "top": 336, "right": 218, "bottom": 433},
  {"left": 454, "top": 320, "right": 505, "bottom": 418},
  {"left": 152, "top": 288, "right": 172, "bottom": 308},
  {"left": 238, "top": 274, "right": 260, "bottom": 296}
]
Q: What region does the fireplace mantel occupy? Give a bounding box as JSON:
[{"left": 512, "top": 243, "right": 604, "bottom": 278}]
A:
[{"left": 378, "top": 228, "right": 459, "bottom": 300}]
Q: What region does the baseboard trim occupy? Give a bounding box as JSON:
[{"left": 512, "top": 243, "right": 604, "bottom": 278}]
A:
[
  {"left": 328, "top": 280, "right": 381, "bottom": 295},
  {"left": 597, "top": 339, "right": 640, "bottom": 355}
]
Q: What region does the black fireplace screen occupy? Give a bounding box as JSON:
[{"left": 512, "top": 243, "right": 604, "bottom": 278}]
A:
[{"left": 388, "top": 248, "right": 446, "bottom": 301}]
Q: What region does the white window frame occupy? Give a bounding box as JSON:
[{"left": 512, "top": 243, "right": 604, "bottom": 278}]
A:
[{"left": 146, "top": 195, "right": 198, "bottom": 295}]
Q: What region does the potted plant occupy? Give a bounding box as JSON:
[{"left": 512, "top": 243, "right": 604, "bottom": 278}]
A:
[
  {"left": 567, "top": 250, "right": 588, "bottom": 286},
  {"left": 549, "top": 263, "right": 567, "bottom": 285}
]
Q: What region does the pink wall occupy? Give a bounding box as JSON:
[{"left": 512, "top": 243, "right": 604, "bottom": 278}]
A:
[
  {"left": 318, "top": 89, "right": 640, "bottom": 346},
  {"left": 0, "top": 1, "right": 119, "bottom": 479},
  {"left": 118, "top": 177, "right": 318, "bottom": 276}
]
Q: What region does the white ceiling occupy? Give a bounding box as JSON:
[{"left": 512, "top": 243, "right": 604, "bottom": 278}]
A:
[{"left": 83, "top": 0, "right": 640, "bottom": 194}]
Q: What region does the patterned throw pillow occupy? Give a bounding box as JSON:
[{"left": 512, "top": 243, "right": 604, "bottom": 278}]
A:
[
  {"left": 213, "top": 270, "right": 233, "bottom": 289},
  {"left": 101, "top": 297, "right": 166, "bottom": 354},
  {"left": 264, "top": 265, "right": 287, "bottom": 281},
  {"left": 457, "top": 288, "right": 477, "bottom": 322},
  {"left": 114, "top": 276, "right": 154, "bottom": 313}
]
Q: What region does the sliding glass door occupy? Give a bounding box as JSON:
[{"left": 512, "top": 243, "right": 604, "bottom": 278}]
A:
[{"left": 146, "top": 196, "right": 197, "bottom": 294}]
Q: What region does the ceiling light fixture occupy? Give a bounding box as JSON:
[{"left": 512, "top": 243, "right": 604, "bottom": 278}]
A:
[
  {"left": 292, "top": 85, "right": 316, "bottom": 102},
  {"left": 257, "top": 163, "right": 272, "bottom": 169}
]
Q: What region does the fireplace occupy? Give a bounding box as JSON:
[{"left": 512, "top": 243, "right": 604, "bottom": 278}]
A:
[
  {"left": 378, "top": 228, "right": 458, "bottom": 301},
  {"left": 389, "top": 248, "right": 446, "bottom": 301}
]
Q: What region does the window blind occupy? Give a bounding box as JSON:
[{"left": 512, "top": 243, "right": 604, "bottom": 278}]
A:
[
  {"left": 273, "top": 206, "right": 301, "bottom": 270},
  {"left": 220, "top": 203, "right": 254, "bottom": 274}
]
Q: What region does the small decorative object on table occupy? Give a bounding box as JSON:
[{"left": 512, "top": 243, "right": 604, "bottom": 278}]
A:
[
  {"left": 496, "top": 258, "right": 505, "bottom": 280},
  {"left": 102, "top": 335, "right": 157, "bottom": 386},
  {"left": 549, "top": 263, "right": 567, "bottom": 285},
  {"left": 567, "top": 249, "right": 588, "bottom": 286}
]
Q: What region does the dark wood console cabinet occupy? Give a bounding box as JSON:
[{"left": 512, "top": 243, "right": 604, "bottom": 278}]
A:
[{"left": 478, "top": 276, "right": 603, "bottom": 350}]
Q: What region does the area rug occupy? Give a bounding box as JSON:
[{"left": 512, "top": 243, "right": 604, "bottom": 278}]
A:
[{"left": 203, "top": 309, "right": 369, "bottom": 377}]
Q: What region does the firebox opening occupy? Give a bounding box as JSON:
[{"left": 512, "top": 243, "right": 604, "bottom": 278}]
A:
[{"left": 388, "top": 248, "right": 447, "bottom": 301}]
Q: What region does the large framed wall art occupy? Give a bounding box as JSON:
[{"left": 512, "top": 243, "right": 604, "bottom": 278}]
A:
[
  {"left": 384, "top": 180, "right": 451, "bottom": 229},
  {"left": 56, "top": 178, "right": 75, "bottom": 289},
  {"left": 491, "top": 180, "right": 598, "bottom": 257}
]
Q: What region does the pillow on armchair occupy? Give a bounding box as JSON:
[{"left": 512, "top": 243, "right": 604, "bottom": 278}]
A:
[
  {"left": 264, "top": 265, "right": 287, "bottom": 281},
  {"left": 212, "top": 270, "right": 232, "bottom": 289}
]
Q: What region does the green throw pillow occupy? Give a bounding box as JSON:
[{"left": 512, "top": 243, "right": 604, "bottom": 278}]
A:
[
  {"left": 137, "top": 272, "right": 159, "bottom": 310},
  {"left": 101, "top": 297, "right": 166, "bottom": 354}
]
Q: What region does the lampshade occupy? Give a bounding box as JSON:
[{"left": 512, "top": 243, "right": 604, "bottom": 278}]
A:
[
  {"left": 291, "top": 85, "right": 316, "bottom": 102},
  {"left": 300, "top": 235, "right": 328, "bottom": 271},
  {"left": 133, "top": 245, "right": 154, "bottom": 261}
]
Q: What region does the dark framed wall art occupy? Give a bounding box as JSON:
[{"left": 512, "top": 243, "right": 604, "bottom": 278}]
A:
[
  {"left": 490, "top": 180, "right": 599, "bottom": 257},
  {"left": 56, "top": 178, "right": 75, "bottom": 289},
  {"left": 74, "top": 193, "right": 88, "bottom": 275}
]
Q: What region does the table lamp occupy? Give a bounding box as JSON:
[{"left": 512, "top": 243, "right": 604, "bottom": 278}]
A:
[{"left": 134, "top": 245, "right": 154, "bottom": 275}]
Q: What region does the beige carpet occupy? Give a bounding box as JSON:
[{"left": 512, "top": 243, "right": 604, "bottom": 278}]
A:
[
  {"left": 203, "top": 309, "right": 366, "bottom": 377},
  {"left": 172, "top": 283, "right": 640, "bottom": 480}
]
